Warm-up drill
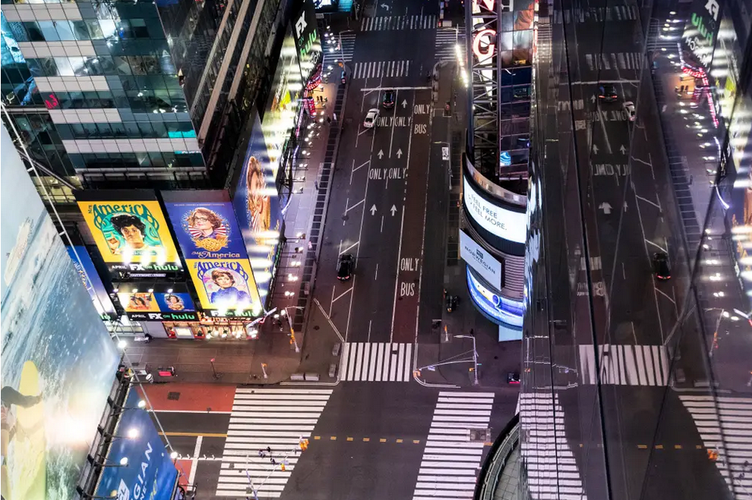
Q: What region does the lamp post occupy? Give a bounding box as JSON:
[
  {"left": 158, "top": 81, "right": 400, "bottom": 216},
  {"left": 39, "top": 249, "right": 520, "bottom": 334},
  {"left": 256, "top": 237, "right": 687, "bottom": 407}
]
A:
[
  {"left": 280, "top": 307, "right": 304, "bottom": 353},
  {"left": 454, "top": 334, "right": 479, "bottom": 385}
]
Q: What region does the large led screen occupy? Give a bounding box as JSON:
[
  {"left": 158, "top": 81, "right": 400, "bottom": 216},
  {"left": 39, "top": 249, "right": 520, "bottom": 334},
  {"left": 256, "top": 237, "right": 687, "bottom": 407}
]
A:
[
  {"left": 293, "top": 0, "right": 321, "bottom": 80},
  {"left": 116, "top": 283, "right": 198, "bottom": 321},
  {"left": 95, "top": 388, "right": 177, "bottom": 500},
  {"left": 463, "top": 176, "right": 527, "bottom": 244},
  {"left": 681, "top": 0, "right": 722, "bottom": 74},
  {"left": 186, "top": 259, "right": 262, "bottom": 312},
  {"left": 466, "top": 267, "right": 524, "bottom": 327},
  {"left": 234, "top": 115, "right": 283, "bottom": 303},
  {"left": 66, "top": 245, "right": 117, "bottom": 320},
  {"left": 76, "top": 192, "right": 182, "bottom": 276},
  {"left": 165, "top": 200, "right": 249, "bottom": 261},
  {"left": 1, "top": 125, "right": 120, "bottom": 499}
]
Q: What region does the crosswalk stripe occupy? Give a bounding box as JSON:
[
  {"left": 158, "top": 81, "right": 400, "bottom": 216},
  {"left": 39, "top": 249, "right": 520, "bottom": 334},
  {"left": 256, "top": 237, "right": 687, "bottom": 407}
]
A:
[
  {"left": 321, "top": 30, "right": 355, "bottom": 66},
  {"left": 340, "top": 342, "right": 413, "bottom": 382},
  {"left": 681, "top": 395, "right": 752, "bottom": 497},
  {"left": 361, "top": 15, "right": 438, "bottom": 31},
  {"left": 412, "top": 392, "right": 495, "bottom": 499},
  {"left": 553, "top": 5, "right": 638, "bottom": 23},
  {"left": 578, "top": 344, "right": 670, "bottom": 386},
  {"left": 351, "top": 60, "right": 411, "bottom": 79},
  {"left": 215, "top": 388, "right": 333, "bottom": 497}
]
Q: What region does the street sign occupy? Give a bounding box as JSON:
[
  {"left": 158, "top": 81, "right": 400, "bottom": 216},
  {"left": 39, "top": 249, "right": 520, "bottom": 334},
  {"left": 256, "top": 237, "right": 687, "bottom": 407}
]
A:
[
  {"left": 427, "top": 365, "right": 436, "bottom": 371},
  {"left": 442, "top": 147, "right": 449, "bottom": 160}
]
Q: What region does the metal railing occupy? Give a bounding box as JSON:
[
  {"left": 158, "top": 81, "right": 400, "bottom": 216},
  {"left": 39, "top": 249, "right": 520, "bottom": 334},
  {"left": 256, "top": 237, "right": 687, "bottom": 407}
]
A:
[{"left": 474, "top": 414, "right": 520, "bottom": 500}]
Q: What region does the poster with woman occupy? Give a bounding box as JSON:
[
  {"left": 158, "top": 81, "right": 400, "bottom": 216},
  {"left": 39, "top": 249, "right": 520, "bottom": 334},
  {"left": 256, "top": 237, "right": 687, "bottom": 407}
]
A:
[
  {"left": 165, "top": 201, "right": 248, "bottom": 260},
  {"left": 153, "top": 292, "right": 195, "bottom": 312},
  {"left": 117, "top": 292, "right": 160, "bottom": 313},
  {"left": 186, "top": 259, "right": 261, "bottom": 311}
]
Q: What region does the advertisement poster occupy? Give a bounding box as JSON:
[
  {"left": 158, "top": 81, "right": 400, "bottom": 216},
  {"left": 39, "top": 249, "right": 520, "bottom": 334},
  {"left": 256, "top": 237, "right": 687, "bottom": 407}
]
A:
[
  {"left": 234, "top": 115, "right": 283, "bottom": 302},
  {"left": 293, "top": 0, "right": 321, "bottom": 81},
  {"left": 117, "top": 292, "right": 160, "bottom": 313},
  {"left": 1, "top": 125, "right": 119, "bottom": 500},
  {"left": 463, "top": 176, "right": 528, "bottom": 244},
  {"left": 66, "top": 245, "right": 117, "bottom": 320},
  {"left": 154, "top": 292, "right": 195, "bottom": 312},
  {"left": 76, "top": 193, "right": 181, "bottom": 274},
  {"left": 186, "top": 259, "right": 262, "bottom": 311},
  {"left": 681, "top": 0, "right": 722, "bottom": 74},
  {"left": 95, "top": 388, "right": 177, "bottom": 500},
  {"left": 466, "top": 267, "right": 524, "bottom": 327},
  {"left": 165, "top": 201, "right": 248, "bottom": 260},
  {"left": 115, "top": 283, "right": 198, "bottom": 321}
]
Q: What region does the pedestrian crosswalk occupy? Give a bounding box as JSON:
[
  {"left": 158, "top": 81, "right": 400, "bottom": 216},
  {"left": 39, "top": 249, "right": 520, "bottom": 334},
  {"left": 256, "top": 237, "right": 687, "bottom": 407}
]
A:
[
  {"left": 340, "top": 342, "right": 413, "bottom": 382},
  {"left": 412, "top": 391, "right": 495, "bottom": 500},
  {"left": 520, "top": 392, "right": 587, "bottom": 499},
  {"left": 435, "top": 28, "right": 465, "bottom": 62},
  {"left": 553, "top": 4, "right": 639, "bottom": 23},
  {"left": 322, "top": 32, "right": 356, "bottom": 68},
  {"left": 536, "top": 20, "right": 552, "bottom": 64},
  {"left": 584, "top": 52, "right": 647, "bottom": 71},
  {"left": 352, "top": 60, "right": 411, "bottom": 79},
  {"left": 361, "top": 15, "right": 438, "bottom": 31},
  {"left": 215, "top": 388, "right": 333, "bottom": 498},
  {"left": 579, "top": 343, "right": 670, "bottom": 386},
  {"left": 680, "top": 394, "right": 752, "bottom": 498}
]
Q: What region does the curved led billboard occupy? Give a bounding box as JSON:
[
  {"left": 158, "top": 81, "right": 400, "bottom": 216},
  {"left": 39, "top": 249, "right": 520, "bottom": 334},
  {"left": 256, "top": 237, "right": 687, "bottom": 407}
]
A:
[
  {"left": 463, "top": 175, "right": 527, "bottom": 253},
  {"left": 466, "top": 266, "right": 524, "bottom": 327}
]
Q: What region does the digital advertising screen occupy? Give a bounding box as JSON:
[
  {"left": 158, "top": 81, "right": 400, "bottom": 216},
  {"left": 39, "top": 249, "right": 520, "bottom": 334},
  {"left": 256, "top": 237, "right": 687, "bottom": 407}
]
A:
[
  {"left": 186, "top": 259, "right": 262, "bottom": 313},
  {"left": 75, "top": 192, "right": 182, "bottom": 277},
  {"left": 293, "top": 0, "right": 322, "bottom": 81},
  {"left": 115, "top": 283, "right": 198, "bottom": 321},
  {"left": 118, "top": 291, "right": 160, "bottom": 313},
  {"left": 95, "top": 388, "right": 177, "bottom": 500},
  {"left": 66, "top": 245, "right": 117, "bottom": 320},
  {"left": 463, "top": 176, "right": 528, "bottom": 245},
  {"left": 1, "top": 125, "right": 120, "bottom": 499},
  {"left": 234, "top": 114, "right": 283, "bottom": 303},
  {"left": 165, "top": 199, "right": 249, "bottom": 261},
  {"left": 681, "top": 0, "right": 722, "bottom": 75},
  {"left": 466, "top": 266, "right": 524, "bottom": 327}
]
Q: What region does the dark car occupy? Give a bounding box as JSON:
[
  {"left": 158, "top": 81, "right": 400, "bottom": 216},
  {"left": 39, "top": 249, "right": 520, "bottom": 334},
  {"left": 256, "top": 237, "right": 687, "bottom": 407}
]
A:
[
  {"left": 337, "top": 254, "right": 354, "bottom": 281},
  {"left": 652, "top": 252, "right": 671, "bottom": 280},
  {"left": 382, "top": 90, "right": 395, "bottom": 109},
  {"left": 598, "top": 84, "right": 618, "bottom": 102},
  {"left": 507, "top": 372, "right": 521, "bottom": 385}
]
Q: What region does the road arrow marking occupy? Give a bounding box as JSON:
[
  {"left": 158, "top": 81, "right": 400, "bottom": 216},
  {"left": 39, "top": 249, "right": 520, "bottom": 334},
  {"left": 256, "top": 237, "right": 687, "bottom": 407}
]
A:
[
  {"left": 390, "top": 205, "right": 397, "bottom": 216},
  {"left": 402, "top": 99, "right": 408, "bottom": 108},
  {"left": 620, "top": 145, "right": 627, "bottom": 154},
  {"left": 370, "top": 205, "right": 377, "bottom": 215},
  {"left": 377, "top": 150, "right": 384, "bottom": 159},
  {"left": 599, "top": 202, "right": 612, "bottom": 215},
  {"left": 591, "top": 95, "right": 596, "bottom": 103},
  {"left": 592, "top": 144, "right": 599, "bottom": 154},
  {"left": 623, "top": 201, "right": 628, "bottom": 212},
  {"left": 396, "top": 149, "right": 403, "bottom": 159}
]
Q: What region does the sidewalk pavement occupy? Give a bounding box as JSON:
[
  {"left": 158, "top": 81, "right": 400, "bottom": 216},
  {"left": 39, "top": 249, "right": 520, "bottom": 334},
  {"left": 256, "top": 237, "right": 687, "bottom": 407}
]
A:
[
  {"left": 128, "top": 71, "right": 349, "bottom": 385},
  {"left": 415, "top": 60, "right": 522, "bottom": 389}
]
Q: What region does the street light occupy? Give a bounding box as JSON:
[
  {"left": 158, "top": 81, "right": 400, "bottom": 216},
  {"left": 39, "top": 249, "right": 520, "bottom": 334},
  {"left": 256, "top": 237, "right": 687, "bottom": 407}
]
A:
[
  {"left": 454, "top": 335, "right": 479, "bottom": 385},
  {"left": 280, "top": 307, "right": 304, "bottom": 353}
]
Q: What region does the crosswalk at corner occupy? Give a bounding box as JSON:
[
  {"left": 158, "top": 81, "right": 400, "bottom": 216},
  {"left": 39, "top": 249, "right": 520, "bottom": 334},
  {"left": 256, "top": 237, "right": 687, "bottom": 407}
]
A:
[
  {"left": 680, "top": 394, "right": 752, "bottom": 498},
  {"left": 352, "top": 60, "right": 411, "bottom": 79},
  {"left": 412, "top": 392, "right": 495, "bottom": 500},
  {"left": 520, "top": 392, "right": 587, "bottom": 499},
  {"left": 361, "top": 15, "right": 438, "bottom": 31},
  {"left": 215, "top": 388, "right": 333, "bottom": 498},
  {"left": 322, "top": 32, "right": 356, "bottom": 67},
  {"left": 579, "top": 343, "right": 670, "bottom": 386},
  {"left": 340, "top": 342, "right": 413, "bottom": 382},
  {"left": 584, "top": 52, "right": 647, "bottom": 71},
  {"left": 435, "top": 28, "right": 465, "bottom": 63}
]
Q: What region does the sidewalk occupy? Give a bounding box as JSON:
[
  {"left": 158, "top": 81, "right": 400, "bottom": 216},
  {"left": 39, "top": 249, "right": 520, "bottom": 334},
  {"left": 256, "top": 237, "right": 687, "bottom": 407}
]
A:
[{"left": 415, "top": 61, "right": 522, "bottom": 389}]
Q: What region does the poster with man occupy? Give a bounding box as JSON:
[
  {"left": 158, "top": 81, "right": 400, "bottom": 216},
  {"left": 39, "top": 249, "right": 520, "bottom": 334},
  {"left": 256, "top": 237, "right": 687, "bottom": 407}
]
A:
[{"left": 76, "top": 194, "right": 179, "bottom": 269}]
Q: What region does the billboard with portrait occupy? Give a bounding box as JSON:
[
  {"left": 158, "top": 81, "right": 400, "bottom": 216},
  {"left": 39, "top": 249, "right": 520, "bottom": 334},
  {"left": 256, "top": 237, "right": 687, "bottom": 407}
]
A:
[
  {"left": 94, "top": 388, "right": 177, "bottom": 500},
  {"left": 186, "top": 259, "right": 262, "bottom": 312},
  {"left": 1, "top": 125, "right": 120, "bottom": 499},
  {"left": 114, "top": 283, "right": 198, "bottom": 321},
  {"left": 76, "top": 192, "right": 182, "bottom": 277},
  {"left": 66, "top": 245, "right": 117, "bottom": 320},
  {"left": 154, "top": 292, "right": 195, "bottom": 312},
  {"left": 165, "top": 200, "right": 248, "bottom": 261},
  {"left": 118, "top": 292, "right": 160, "bottom": 313},
  {"left": 234, "top": 115, "right": 283, "bottom": 303}
]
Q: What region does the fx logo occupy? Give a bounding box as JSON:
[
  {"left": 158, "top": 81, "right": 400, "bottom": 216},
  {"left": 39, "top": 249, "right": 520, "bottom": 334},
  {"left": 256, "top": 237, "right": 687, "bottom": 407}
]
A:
[
  {"left": 705, "top": 0, "right": 719, "bottom": 20},
  {"left": 148, "top": 313, "right": 163, "bottom": 320},
  {"left": 295, "top": 12, "right": 307, "bottom": 38}
]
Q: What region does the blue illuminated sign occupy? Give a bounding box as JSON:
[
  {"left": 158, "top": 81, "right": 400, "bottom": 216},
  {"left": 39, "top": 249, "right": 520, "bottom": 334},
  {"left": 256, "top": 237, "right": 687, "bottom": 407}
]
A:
[{"left": 466, "top": 267, "right": 524, "bottom": 327}]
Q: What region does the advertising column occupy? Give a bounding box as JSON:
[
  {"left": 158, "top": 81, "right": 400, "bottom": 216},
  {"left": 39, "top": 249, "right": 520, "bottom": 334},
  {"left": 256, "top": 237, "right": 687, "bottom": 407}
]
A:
[{"left": 164, "top": 191, "right": 263, "bottom": 318}]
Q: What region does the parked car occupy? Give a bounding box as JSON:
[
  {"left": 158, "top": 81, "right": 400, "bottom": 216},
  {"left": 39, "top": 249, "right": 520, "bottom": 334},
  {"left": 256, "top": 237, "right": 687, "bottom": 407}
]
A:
[
  {"left": 652, "top": 252, "right": 671, "bottom": 280},
  {"left": 337, "top": 254, "right": 354, "bottom": 281},
  {"left": 363, "top": 108, "right": 379, "bottom": 129}
]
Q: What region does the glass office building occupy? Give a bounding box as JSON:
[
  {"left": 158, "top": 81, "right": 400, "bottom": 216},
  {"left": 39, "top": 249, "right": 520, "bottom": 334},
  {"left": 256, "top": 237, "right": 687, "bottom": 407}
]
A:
[{"left": 477, "top": 0, "right": 752, "bottom": 498}]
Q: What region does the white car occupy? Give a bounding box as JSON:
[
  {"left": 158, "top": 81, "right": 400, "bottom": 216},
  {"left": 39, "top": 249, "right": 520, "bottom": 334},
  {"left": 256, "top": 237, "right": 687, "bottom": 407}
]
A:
[
  {"left": 363, "top": 108, "right": 379, "bottom": 128},
  {"left": 623, "top": 101, "right": 636, "bottom": 122}
]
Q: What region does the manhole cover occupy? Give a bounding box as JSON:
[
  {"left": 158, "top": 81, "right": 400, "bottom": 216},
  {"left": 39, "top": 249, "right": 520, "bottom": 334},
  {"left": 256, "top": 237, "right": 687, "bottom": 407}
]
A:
[
  {"left": 167, "top": 392, "right": 181, "bottom": 401},
  {"left": 314, "top": 325, "right": 320, "bottom": 330}
]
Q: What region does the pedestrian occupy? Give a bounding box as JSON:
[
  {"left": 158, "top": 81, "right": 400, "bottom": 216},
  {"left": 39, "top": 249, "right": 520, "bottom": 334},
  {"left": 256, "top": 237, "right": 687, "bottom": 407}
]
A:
[
  {"left": 314, "top": 181, "right": 319, "bottom": 190},
  {"left": 327, "top": 116, "right": 332, "bottom": 124},
  {"left": 470, "top": 328, "right": 474, "bottom": 336}
]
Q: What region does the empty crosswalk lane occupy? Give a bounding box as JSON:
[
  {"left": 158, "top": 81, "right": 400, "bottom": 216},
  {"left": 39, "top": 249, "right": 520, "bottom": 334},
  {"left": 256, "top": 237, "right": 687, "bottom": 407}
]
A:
[
  {"left": 361, "top": 15, "right": 438, "bottom": 31},
  {"left": 435, "top": 28, "right": 465, "bottom": 62},
  {"left": 579, "top": 343, "right": 670, "bottom": 386},
  {"left": 352, "top": 60, "right": 411, "bottom": 79},
  {"left": 680, "top": 394, "right": 752, "bottom": 498},
  {"left": 412, "top": 392, "right": 495, "bottom": 500},
  {"left": 322, "top": 32, "right": 356, "bottom": 67},
  {"left": 340, "top": 342, "right": 413, "bottom": 381},
  {"left": 520, "top": 392, "right": 587, "bottom": 500},
  {"left": 215, "top": 388, "right": 333, "bottom": 498},
  {"left": 584, "top": 52, "right": 646, "bottom": 71},
  {"left": 553, "top": 4, "right": 639, "bottom": 23}
]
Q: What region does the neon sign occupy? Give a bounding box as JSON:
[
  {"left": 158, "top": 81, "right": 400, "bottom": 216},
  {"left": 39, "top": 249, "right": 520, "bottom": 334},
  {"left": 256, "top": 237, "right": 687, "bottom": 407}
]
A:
[{"left": 472, "top": 29, "right": 496, "bottom": 61}]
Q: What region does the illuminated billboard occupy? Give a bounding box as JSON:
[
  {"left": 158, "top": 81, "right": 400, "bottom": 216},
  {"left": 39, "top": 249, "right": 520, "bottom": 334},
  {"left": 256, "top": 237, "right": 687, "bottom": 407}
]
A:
[
  {"left": 1, "top": 125, "right": 120, "bottom": 499},
  {"left": 466, "top": 267, "right": 523, "bottom": 327},
  {"left": 75, "top": 191, "right": 182, "bottom": 278},
  {"left": 186, "top": 259, "right": 262, "bottom": 313},
  {"left": 234, "top": 114, "right": 283, "bottom": 303},
  {"left": 66, "top": 245, "right": 117, "bottom": 320},
  {"left": 116, "top": 283, "right": 198, "bottom": 321},
  {"left": 463, "top": 176, "right": 527, "bottom": 244},
  {"left": 95, "top": 387, "right": 177, "bottom": 500},
  {"left": 293, "top": 0, "right": 322, "bottom": 80},
  {"left": 681, "top": 0, "right": 722, "bottom": 75}
]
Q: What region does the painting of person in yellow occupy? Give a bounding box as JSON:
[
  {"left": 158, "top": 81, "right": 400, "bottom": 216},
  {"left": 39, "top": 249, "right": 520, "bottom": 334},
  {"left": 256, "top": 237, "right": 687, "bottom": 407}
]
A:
[
  {"left": 1, "top": 361, "right": 45, "bottom": 500},
  {"left": 246, "top": 156, "right": 271, "bottom": 235}
]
